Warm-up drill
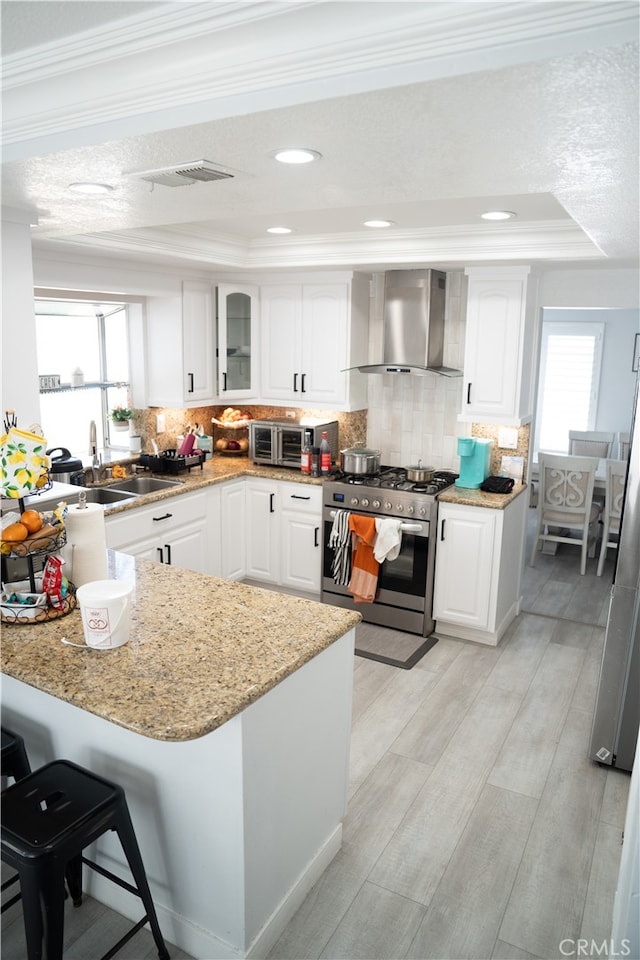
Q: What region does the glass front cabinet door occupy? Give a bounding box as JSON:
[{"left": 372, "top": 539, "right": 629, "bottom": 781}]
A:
[{"left": 217, "top": 284, "right": 258, "bottom": 398}]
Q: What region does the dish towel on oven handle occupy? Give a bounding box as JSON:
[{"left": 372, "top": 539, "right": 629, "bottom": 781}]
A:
[
  {"left": 374, "top": 517, "right": 403, "bottom": 562},
  {"left": 348, "top": 514, "right": 379, "bottom": 603},
  {"left": 329, "top": 509, "right": 351, "bottom": 585}
]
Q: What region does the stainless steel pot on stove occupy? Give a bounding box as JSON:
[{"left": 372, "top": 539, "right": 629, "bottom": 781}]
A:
[
  {"left": 339, "top": 443, "right": 381, "bottom": 475},
  {"left": 406, "top": 460, "right": 434, "bottom": 483}
]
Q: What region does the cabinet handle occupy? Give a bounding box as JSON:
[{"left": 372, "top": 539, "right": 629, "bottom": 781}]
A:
[
  {"left": 165, "top": 544, "right": 172, "bottom": 565},
  {"left": 440, "top": 519, "right": 446, "bottom": 541},
  {"left": 153, "top": 512, "right": 173, "bottom": 522},
  {"left": 293, "top": 373, "right": 298, "bottom": 392},
  {"left": 270, "top": 493, "right": 275, "bottom": 513},
  {"left": 157, "top": 546, "right": 164, "bottom": 563},
  {"left": 466, "top": 383, "right": 471, "bottom": 405},
  {"left": 188, "top": 372, "right": 194, "bottom": 393},
  {"left": 291, "top": 494, "right": 311, "bottom": 500},
  {"left": 314, "top": 526, "right": 319, "bottom": 547},
  {"left": 223, "top": 371, "right": 227, "bottom": 392},
  {"left": 301, "top": 373, "right": 306, "bottom": 393}
]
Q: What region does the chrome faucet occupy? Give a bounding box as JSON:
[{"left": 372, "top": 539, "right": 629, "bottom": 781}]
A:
[{"left": 89, "top": 420, "right": 102, "bottom": 482}]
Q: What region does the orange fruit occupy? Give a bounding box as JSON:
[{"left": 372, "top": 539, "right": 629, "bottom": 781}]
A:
[
  {"left": 20, "top": 510, "right": 43, "bottom": 534},
  {"left": 2, "top": 522, "right": 28, "bottom": 542}
]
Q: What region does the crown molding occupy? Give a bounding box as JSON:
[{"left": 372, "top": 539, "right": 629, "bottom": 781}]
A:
[
  {"left": 2, "top": 2, "right": 299, "bottom": 85},
  {"left": 47, "top": 220, "right": 604, "bottom": 271},
  {"left": 3, "top": 2, "right": 637, "bottom": 155},
  {"left": 5, "top": 2, "right": 635, "bottom": 87}
]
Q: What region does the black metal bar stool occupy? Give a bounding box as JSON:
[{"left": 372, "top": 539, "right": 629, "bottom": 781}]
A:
[
  {"left": 1, "top": 759, "right": 170, "bottom": 960},
  {"left": 1, "top": 726, "right": 32, "bottom": 784},
  {"left": 1, "top": 725, "right": 33, "bottom": 911}
]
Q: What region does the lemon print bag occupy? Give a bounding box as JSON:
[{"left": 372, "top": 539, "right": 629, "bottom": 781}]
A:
[{"left": 0, "top": 426, "right": 50, "bottom": 498}]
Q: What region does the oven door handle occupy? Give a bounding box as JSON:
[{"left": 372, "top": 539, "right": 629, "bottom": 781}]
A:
[{"left": 329, "top": 510, "right": 422, "bottom": 533}]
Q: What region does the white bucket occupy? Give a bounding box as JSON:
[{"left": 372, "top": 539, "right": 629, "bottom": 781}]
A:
[{"left": 76, "top": 580, "right": 133, "bottom": 650}]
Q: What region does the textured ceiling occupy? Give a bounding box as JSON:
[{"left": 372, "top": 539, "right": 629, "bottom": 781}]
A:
[{"left": 2, "top": 1, "right": 638, "bottom": 272}]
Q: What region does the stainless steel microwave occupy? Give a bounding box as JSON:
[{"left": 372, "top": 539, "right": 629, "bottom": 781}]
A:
[{"left": 249, "top": 419, "right": 339, "bottom": 468}]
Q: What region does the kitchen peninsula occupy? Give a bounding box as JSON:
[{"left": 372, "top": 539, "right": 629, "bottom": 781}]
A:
[{"left": 1, "top": 551, "right": 360, "bottom": 960}]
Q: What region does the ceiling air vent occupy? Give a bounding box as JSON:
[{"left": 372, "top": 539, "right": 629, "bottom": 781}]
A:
[{"left": 129, "top": 160, "right": 235, "bottom": 188}]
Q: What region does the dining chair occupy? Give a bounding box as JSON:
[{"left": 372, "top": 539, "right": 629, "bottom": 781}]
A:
[
  {"left": 596, "top": 458, "right": 627, "bottom": 576},
  {"left": 617, "top": 431, "right": 630, "bottom": 460},
  {"left": 568, "top": 430, "right": 615, "bottom": 458},
  {"left": 530, "top": 453, "right": 601, "bottom": 575}
]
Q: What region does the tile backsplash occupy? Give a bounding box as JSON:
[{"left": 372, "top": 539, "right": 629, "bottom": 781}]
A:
[{"left": 132, "top": 404, "right": 367, "bottom": 456}]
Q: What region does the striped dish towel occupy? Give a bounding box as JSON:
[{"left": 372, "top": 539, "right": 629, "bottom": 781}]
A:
[{"left": 329, "top": 509, "right": 351, "bottom": 585}]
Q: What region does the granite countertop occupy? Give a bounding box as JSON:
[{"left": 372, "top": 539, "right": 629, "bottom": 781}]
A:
[
  {"left": 1, "top": 551, "right": 361, "bottom": 742},
  {"left": 83, "top": 456, "right": 321, "bottom": 516},
  {"left": 437, "top": 481, "right": 528, "bottom": 509}
]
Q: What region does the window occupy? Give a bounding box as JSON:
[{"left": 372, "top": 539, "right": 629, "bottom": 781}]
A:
[
  {"left": 534, "top": 320, "right": 604, "bottom": 457},
  {"left": 35, "top": 298, "right": 131, "bottom": 457}
]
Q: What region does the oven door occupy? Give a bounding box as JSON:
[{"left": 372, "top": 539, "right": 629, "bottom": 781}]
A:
[
  {"left": 278, "top": 426, "right": 304, "bottom": 468},
  {"left": 322, "top": 509, "right": 431, "bottom": 614},
  {"left": 250, "top": 423, "right": 277, "bottom": 464}
]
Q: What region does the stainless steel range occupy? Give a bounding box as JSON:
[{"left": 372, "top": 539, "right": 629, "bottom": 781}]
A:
[{"left": 321, "top": 467, "right": 458, "bottom": 637}]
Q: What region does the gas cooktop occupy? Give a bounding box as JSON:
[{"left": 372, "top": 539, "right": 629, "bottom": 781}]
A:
[{"left": 329, "top": 466, "right": 459, "bottom": 496}]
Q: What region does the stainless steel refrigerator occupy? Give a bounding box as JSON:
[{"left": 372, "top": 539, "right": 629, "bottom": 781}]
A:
[{"left": 590, "top": 377, "right": 640, "bottom": 772}]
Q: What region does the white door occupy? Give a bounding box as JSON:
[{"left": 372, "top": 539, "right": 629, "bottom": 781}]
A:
[
  {"left": 462, "top": 274, "right": 525, "bottom": 420},
  {"left": 220, "top": 482, "right": 246, "bottom": 580},
  {"left": 261, "top": 286, "right": 301, "bottom": 400},
  {"left": 217, "top": 284, "right": 258, "bottom": 399},
  {"left": 245, "top": 481, "right": 279, "bottom": 582},
  {"left": 280, "top": 510, "right": 321, "bottom": 593},
  {"left": 433, "top": 505, "right": 496, "bottom": 628},
  {"left": 182, "top": 280, "right": 215, "bottom": 403},
  {"left": 162, "top": 523, "right": 208, "bottom": 573},
  {"left": 301, "top": 284, "right": 347, "bottom": 404}
]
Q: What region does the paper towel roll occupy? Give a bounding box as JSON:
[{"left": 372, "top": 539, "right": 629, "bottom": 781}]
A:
[{"left": 62, "top": 502, "right": 108, "bottom": 587}]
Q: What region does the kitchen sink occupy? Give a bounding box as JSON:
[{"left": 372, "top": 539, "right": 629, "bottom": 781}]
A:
[
  {"left": 109, "top": 477, "right": 183, "bottom": 495},
  {"left": 64, "top": 488, "right": 139, "bottom": 506}
]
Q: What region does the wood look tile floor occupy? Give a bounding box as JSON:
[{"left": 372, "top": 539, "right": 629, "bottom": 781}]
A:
[{"left": 2, "top": 507, "right": 630, "bottom": 959}]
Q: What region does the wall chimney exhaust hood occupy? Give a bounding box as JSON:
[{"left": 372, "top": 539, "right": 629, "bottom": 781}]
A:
[{"left": 357, "top": 269, "right": 462, "bottom": 377}]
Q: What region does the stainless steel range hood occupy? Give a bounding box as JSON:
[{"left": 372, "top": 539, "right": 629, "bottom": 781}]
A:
[{"left": 357, "top": 269, "right": 462, "bottom": 377}]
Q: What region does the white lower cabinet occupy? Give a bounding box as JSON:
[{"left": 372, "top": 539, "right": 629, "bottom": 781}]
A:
[
  {"left": 243, "top": 478, "right": 322, "bottom": 594},
  {"left": 219, "top": 480, "right": 247, "bottom": 581},
  {"left": 245, "top": 479, "right": 279, "bottom": 582},
  {"left": 279, "top": 483, "right": 322, "bottom": 593},
  {"left": 433, "top": 494, "right": 527, "bottom": 645},
  {"left": 105, "top": 477, "right": 322, "bottom": 592},
  {"left": 105, "top": 490, "right": 210, "bottom": 574}
]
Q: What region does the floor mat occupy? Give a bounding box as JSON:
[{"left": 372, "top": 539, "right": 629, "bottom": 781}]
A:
[{"left": 354, "top": 623, "right": 438, "bottom": 669}]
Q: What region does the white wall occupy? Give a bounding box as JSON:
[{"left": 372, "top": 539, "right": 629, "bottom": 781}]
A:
[
  {"left": 2, "top": 211, "right": 41, "bottom": 427},
  {"left": 32, "top": 247, "right": 215, "bottom": 296},
  {"left": 539, "top": 268, "right": 640, "bottom": 309}
]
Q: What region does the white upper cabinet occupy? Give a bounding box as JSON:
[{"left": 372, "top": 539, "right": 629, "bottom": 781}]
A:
[
  {"left": 146, "top": 280, "right": 215, "bottom": 407},
  {"left": 460, "top": 266, "right": 539, "bottom": 425},
  {"left": 260, "top": 274, "right": 369, "bottom": 411},
  {"left": 216, "top": 284, "right": 258, "bottom": 399}
]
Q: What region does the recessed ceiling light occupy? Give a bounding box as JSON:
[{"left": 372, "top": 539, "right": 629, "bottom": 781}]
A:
[
  {"left": 68, "top": 182, "right": 114, "bottom": 195},
  {"left": 363, "top": 219, "right": 395, "bottom": 228},
  {"left": 480, "top": 210, "right": 516, "bottom": 221},
  {"left": 267, "top": 226, "right": 293, "bottom": 234},
  {"left": 272, "top": 148, "right": 322, "bottom": 164}
]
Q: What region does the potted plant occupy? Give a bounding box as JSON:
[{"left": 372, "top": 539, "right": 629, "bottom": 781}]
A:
[{"left": 109, "top": 405, "right": 133, "bottom": 431}]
